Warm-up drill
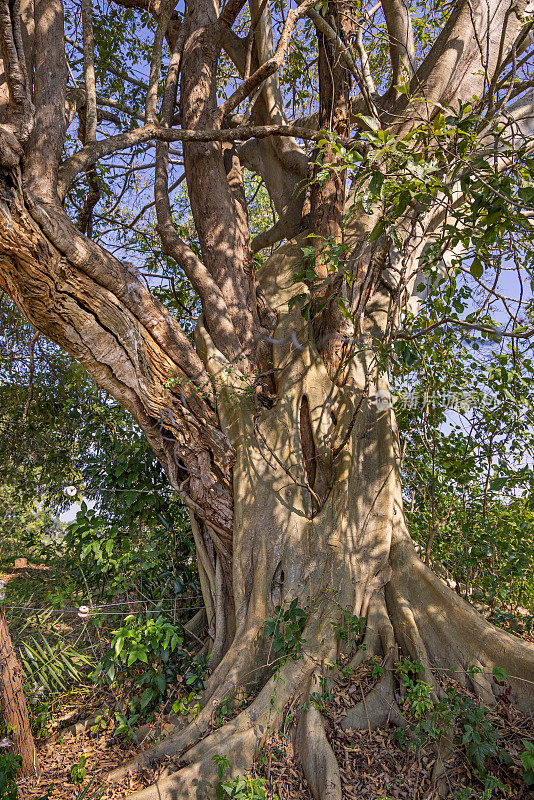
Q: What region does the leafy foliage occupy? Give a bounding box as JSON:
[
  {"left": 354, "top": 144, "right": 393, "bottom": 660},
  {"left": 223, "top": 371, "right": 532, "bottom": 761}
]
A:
[
  {"left": 0, "top": 752, "right": 21, "bottom": 800},
  {"left": 213, "top": 755, "right": 277, "bottom": 800},
  {"left": 94, "top": 613, "right": 206, "bottom": 735},
  {"left": 263, "top": 598, "right": 307, "bottom": 661},
  {"left": 392, "top": 660, "right": 520, "bottom": 796}
]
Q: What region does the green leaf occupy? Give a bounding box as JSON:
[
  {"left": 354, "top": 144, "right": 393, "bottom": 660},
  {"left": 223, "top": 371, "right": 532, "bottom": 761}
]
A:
[
  {"left": 369, "top": 171, "right": 384, "bottom": 197},
  {"left": 357, "top": 114, "right": 380, "bottom": 132},
  {"left": 368, "top": 220, "right": 385, "bottom": 243},
  {"left": 470, "top": 257, "right": 483, "bottom": 279}
]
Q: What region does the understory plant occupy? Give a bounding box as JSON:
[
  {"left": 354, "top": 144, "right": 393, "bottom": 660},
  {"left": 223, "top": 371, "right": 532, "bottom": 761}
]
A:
[
  {"left": 94, "top": 613, "right": 206, "bottom": 735},
  {"left": 213, "top": 755, "right": 277, "bottom": 800},
  {"left": 0, "top": 752, "right": 21, "bottom": 800},
  {"left": 393, "top": 660, "right": 514, "bottom": 796}
]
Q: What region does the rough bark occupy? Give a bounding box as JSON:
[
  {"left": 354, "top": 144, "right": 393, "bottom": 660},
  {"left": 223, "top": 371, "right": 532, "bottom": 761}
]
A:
[
  {"left": 310, "top": 0, "right": 357, "bottom": 380},
  {"left": 0, "top": 605, "right": 38, "bottom": 776},
  {"left": 0, "top": 181, "right": 235, "bottom": 544}
]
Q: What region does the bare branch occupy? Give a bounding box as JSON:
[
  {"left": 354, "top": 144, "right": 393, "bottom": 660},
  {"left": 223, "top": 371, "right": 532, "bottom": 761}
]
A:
[
  {"left": 219, "top": 0, "right": 317, "bottom": 117},
  {"left": 81, "top": 0, "right": 97, "bottom": 141},
  {"left": 248, "top": 0, "right": 286, "bottom": 124},
  {"left": 145, "top": 0, "right": 175, "bottom": 123},
  {"left": 356, "top": 23, "right": 376, "bottom": 97},
  {"left": 58, "top": 121, "right": 366, "bottom": 200}
]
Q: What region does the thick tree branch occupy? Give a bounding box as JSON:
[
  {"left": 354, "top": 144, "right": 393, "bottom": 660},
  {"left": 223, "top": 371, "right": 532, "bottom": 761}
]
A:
[
  {"left": 0, "top": 0, "right": 33, "bottom": 140},
  {"left": 155, "top": 28, "right": 244, "bottom": 361},
  {"left": 0, "top": 193, "right": 235, "bottom": 537},
  {"left": 25, "top": 0, "right": 66, "bottom": 201},
  {"left": 392, "top": 0, "right": 530, "bottom": 125},
  {"left": 57, "top": 122, "right": 364, "bottom": 201},
  {"left": 380, "top": 0, "right": 416, "bottom": 87},
  {"left": 217, "top": 0, "right": 249, "bottom": 30},
  {"left": 218, "top": 8, "right": 311, "bottom": 248},
  {"left": 81, "top": 0, "right": 97, "bottom": 142}
]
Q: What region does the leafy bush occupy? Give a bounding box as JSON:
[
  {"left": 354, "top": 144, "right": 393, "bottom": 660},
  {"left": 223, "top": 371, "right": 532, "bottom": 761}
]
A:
[
  {"left": 94, "top": 613, "right": 206, "bottom": 735},
  {"left": 172, "top": 691, "right": 201, "bottom": 717},
  {"left": 0, "top": 752, "right": 21, "bottom": 800},
  {"left": 393, "top": 660, "right": 511, "bottom": 795}
]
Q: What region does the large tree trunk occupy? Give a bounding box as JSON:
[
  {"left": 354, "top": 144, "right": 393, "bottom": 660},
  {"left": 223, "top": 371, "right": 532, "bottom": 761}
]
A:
[
  {"left": 0, "top": 605, "right": 38, "bottom": 776},
  {"left": 1, "top": 176, "right": 533, "bottom": 800},
  {"left": 104, "top": 237, "right": 534, "bottom": 800}
]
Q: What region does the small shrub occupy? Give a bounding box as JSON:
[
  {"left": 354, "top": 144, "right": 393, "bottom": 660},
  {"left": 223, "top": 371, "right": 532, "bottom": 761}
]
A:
[
  {"left": 331, "top": 611, "right": 365, "bottom": 644},
  {"left": 0, "top": 752, "right": 22, "bottom": 800},
  {"left": 95, "top": 613, "right": 206, "bottom": 736},
  {"left": 172, "top": 691, "right": 201, "bottom": 717},
  {"left": 213, "top": 754, "right": 277, "bottom": 800},
  {"left": 70, "top": 754, "right": 87, "bottom": 784},
  {"left": 392, "top": 660, "right": 512, "bottom": 794}
]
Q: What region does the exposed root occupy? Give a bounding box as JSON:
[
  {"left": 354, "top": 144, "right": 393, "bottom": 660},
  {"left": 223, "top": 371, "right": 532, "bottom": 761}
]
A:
[
  {"left": 123, "top": 724, "right": 258, "bottom": 800},
  {"left": 184, "top": 608, "right": 207, "bottom": 638},
  {"left": 388, "top": 537, "right": 534, "bottom": 712},
  {"left": 341, "top": 658, "right": 404, "bottom": 732},
  {"left": 295, "top": 704, "right": 342, "bottom": 800},
  {"left": 109, "top": 640, "right": 317, "bottom": 793},
  {"left": 348, "top": 591, "right": 389, "bottom": 670}
]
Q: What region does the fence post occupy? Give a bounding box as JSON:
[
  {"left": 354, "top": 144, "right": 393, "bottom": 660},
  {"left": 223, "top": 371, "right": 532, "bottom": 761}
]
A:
[{"left": 0, "top": 603, "right": 38, "bottom": 776}]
